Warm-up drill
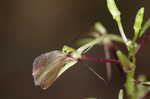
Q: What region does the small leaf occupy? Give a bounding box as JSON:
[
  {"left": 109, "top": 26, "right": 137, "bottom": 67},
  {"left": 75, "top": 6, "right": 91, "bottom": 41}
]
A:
[
  {"left": 118, "top": 89, "right": 124, "bottom": 99},
  {"left": 140, "top": 18, "right": 150, "bottom": 37},
  {"left": 138, "top": 75, "right": 147, "bottom": 82},
  {"left": 106, "top": 0, "right": 121, "bottom": 22},
  {"left": 133, "top": 7, "right": 144, "bottom": 40},
  {"left": 107, "top": 0, "right": 128, "bottom": 44},
  {"left": 136, "top": 75, "right": 148, "bottom": 98},
  {"left": 76, "top": 37, "right": 94, "bottom": 46},
  {"left": 116, "top": 50, "right": 135, "bottom": 72},
  {"left": 77, "top": 34, "right": 123, "bottom": 54},
  {"left": 141, "top": 81, "right": 150, "bottom": 86},
  {"left": 94, "top": 22, "right": 107, "bottom": 34}
]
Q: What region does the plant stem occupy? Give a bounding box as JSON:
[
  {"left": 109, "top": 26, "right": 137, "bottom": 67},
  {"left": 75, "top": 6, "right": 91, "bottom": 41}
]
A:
[
  {"left": 117, "top": 20, "right": 128, "bottom": 44},
  {"left": 104, "top": 43, "right": 112, "bottom": 80},
  {"left": 125, "top": 55, "right": 137, "bottom": 99},
  {"left": 125, "top": 71, "right": 136, "bottom": 99},
  {"left": 81, "top": 56, "right": 119, "bottom": 64},
  {"left": 116, "top": 17, "right": 138, "bottom": 99}
]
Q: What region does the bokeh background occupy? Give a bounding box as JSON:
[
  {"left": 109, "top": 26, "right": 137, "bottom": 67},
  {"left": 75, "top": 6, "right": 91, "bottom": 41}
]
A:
[{"left": 0, "top": 0, "right": 150, "bottom": 99}]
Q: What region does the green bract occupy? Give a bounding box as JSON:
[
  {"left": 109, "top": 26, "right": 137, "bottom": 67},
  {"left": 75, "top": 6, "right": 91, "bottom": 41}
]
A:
[
  {"left": 107, "top": 0, "right": 128, "bottom": 44},
  {"left": 118, "top": 89, "right": 124, "bottom": 99},
  {"left": 116, "top": 50, "right": 135, "bottom": 72},
  {"left": 133, "top": 7, "right": 144, "bottom": 41},
  {"left": 76, "top": 37, "right": 94, "bottom": 46},
  {"left": 77, "top": 34, "right": 123, "bottom": 54},
  {"left": 94, "top": 22, "right": 107, "bottom": 34},
  {"left": 141, "top": 81, "right": 150, "bottom": 86},
  {"left": 140, "top": 18, "right": 150, "bottom": 37},
  {"left": 106, "top": 0, "right": 121, "bottom": 22}
]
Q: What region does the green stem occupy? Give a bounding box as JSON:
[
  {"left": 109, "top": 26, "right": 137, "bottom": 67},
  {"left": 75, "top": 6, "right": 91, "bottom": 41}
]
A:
[
  {"left": 117, "top": 20, "right": 128, "bottom": 44},
  {"left": 125, "top": 71, "right": 136, "bottom": 99},
  {"left": 125, "top": 56, "right": 137, "bottom": 99}
]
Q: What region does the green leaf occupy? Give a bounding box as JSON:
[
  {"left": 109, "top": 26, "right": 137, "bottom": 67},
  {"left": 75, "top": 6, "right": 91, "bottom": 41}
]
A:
[
  {"left": 133, "top": 7, "right": 144, "bottom": 41},
  {"left": 136, "top": 75, "right": 146, "bottom": 96},
  {"left": 77, "top": 34, "right": 123, "bottom": 54},
  {"left": 141, "top": 81, "right": 150, "bottom": 86},
  {"left": 136, "top": 75, "right": 150, "bottom": 98},
  {"left": 138, "top": 75, "right": 147, "bottom": 82},
  {"left": 107, "top": 0, "right": 128, "bottom": 44},
  {"left": 76, "top": 37, "right": 94, "bottom": 46},
  {"left": 106, "top": 0, "right": 121, "bottom": 22},
  {"left": 118, "top": 89, "right": 124, "bottom": 99},
  {"left": 94, "top": 22, "right": 107, "bottom": 34},
  {"left": 116, "top": 50, "right": 135, "bottom": 72},
  {"left": 140, "top": 18, "right": 150, "bottom": 37},
  {"left": 77, "top": 22, "right": 107, "bottom": 46}
]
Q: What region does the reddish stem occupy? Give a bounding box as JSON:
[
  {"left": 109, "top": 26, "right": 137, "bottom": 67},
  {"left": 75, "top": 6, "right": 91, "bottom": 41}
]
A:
[{"left": 81, "top": 56, "right": 119, "bottom": 64}]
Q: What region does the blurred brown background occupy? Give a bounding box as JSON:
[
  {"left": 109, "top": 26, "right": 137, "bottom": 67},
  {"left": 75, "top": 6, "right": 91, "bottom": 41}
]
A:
[{"left": 0, "top": 0, "right": 150, "bottom": 99}]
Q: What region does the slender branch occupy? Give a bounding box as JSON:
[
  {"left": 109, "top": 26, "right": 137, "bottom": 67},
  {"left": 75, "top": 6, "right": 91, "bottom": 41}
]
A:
[
  {"left": 103, "top": 42, "right": 112, "bottom": 80},
  {"left": 81, "top": 56, "right": 119, "bottom": 64},
  {"left": 117, "top": 21, "right": 128, "bottom": 44}
]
